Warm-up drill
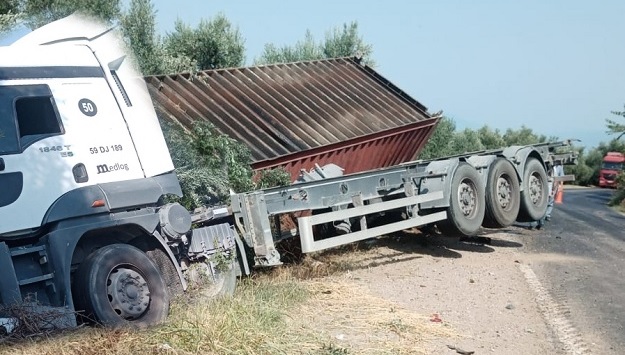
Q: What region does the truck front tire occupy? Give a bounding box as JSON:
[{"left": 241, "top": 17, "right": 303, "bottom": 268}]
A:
[{"left": 73, "top": 244, "right": 170, "bottom": 328}]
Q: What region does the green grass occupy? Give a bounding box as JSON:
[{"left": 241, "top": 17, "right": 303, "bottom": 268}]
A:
[
  {"left": 0, "top": 242, "right": 455, "bottom": 355},
  {"left": 0, "top": 276, "right": 309, "bottom": 355}
]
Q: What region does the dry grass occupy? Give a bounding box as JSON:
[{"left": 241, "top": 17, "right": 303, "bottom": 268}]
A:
[
  {"left": 0, "top": 238, "right": 454, "bottom": 355},
  {"left": 286, "top": 278, "right": 455, "bottom": 355}
]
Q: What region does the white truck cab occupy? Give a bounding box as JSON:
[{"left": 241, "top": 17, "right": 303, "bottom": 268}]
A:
[
  {"left": 0, "top": 15, "right": 174, "bottom": 235},
  {"left": 0, "top": 15, "right": 239, "bottom": 330}
]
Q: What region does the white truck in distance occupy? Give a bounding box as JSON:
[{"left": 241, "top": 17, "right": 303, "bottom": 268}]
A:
[{"left": 0, "top": 15, "right": 576, "bottom": 329}]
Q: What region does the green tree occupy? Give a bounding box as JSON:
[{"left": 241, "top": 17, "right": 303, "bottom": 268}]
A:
[
  {"left": 120, "top": 0, "right": 195, "bottom": 75},
  {"left": 565, "top": 146, "right": 595, "bottom": 186},
  {"left": 120, "top": 0, "right": 159, "bottom": 75},
  {"left": 606, "top": 105, "right": 625, "bottom": 140},
  {"left": 418, "top": 116, "right": 456, "bottom": 160},
  {"left": 255, "top": 21, "right": 374, "bottom": 65},
  {"left": 0, "top": 0, "right": 20, "bottom": 33},
  {"left": 477, "top": 126, "right": 505, "bottom": 149},
  {"left": 20, "top": 0, "right": 120, "bottom": 29},
  {"left": 256, "top": 30, "right": 322, "bottom": 64},
  {"left": 164, "top": 13, "right": 245, "bottom": 71},
  {"left": 450, "top": 128, "right": 484, "bottom": 154},
  {"left": 0, "top": 1, "right": 19, "bottom": 14},
  {"left": 322, "top": 22, "right": 374, "bottom": 65},
  {"left": 502, "top": 126, "right": 550, "bottom": 146}
]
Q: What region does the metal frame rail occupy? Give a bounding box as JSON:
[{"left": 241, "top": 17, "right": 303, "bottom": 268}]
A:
[{"left": 231, "top": 140, "right": 579, "bottom": 267}]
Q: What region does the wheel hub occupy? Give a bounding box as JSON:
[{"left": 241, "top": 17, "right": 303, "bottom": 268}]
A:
[
  {"left": 528, "top": 174, "right": 543, "bottom": 205},
  {"left": 107, "top": 267, "right": 151, "bottom": 320},
  {"left": 458, "top": 180, "right": 477, "bottom": 217},
  {"left": 496, "top": 176, "right": 512, "bottom": 209}
]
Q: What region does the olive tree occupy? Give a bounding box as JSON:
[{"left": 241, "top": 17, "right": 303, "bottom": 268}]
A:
[
  {"left": 20, "top": 0, "right": 120, "bottom": 28},
  {"left": 163, "top": 13, "right": 245, "bottom": 71},
  {"left": 255, "top": 21, "right": 373, "bottom": 66}
]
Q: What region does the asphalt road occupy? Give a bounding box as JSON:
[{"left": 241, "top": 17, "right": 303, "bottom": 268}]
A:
[{"left": 523, "top": 187, "right": 625, "bottom": 354}]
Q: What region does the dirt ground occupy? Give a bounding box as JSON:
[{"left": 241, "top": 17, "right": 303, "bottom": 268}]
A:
[{"left": 314, "top": 227, "right": 566, "bottom": 355}]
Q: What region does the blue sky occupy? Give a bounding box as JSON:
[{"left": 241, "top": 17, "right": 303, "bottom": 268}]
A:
[{"left": 2, "top": 0, "right": 624, "bottom": 149}]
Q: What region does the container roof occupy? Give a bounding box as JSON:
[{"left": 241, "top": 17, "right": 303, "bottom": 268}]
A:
[{"left": 146, "top": 57, "right": 437, "bottom": 170}]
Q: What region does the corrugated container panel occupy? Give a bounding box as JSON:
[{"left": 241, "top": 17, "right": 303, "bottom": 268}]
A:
[
  {"left": 253, "top": 120, "right": 438, "bottom": 180},
  {"left": 146, "top": 57, "right": 439, "bottom": 177}
]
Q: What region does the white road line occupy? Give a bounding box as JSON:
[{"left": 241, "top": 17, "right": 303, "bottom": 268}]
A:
[{"left": 519, "top": 263, "right": 590, "bottom": 355}]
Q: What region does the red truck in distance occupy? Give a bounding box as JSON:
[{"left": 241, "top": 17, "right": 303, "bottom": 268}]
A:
[{"left": 599, "top": 152, "right": 625, "bottom": 188}]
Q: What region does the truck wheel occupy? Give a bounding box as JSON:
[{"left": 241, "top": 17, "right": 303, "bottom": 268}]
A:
[
  {"left": 73, "top": 244, "right": 169, "bottom": 328},
  {"left": 439, "top": 162, "right": 485, "bottom": 236},
  {"left": 483, "top": 158, "right": 520, "bottom": 228},
  {"left": 517, "top": 158, "right": 549, "bottom": 222}
]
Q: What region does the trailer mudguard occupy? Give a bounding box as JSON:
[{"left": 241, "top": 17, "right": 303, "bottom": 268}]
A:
[{"left": 418, "top": 158, "right": 460, "bottom": 210}]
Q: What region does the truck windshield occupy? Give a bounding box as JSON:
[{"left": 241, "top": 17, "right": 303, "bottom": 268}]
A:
[{"left": 602, "top": 162, "right": 624, "bottom": 170}]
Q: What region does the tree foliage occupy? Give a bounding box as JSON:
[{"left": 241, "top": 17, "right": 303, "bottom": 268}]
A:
[
  {"left": 450, "top": 128, "right": 485, "bottom": 154},
  {"left": 501, "top": 126, "right": 551, "bottom": 146},
  {"left": 120, "top": 0, "right": 160, "bottom": 75},
  {"left": 417, "top": 117, "right": 456, "bottom": 160},
  {"left": 119, "top": 0, "right": 196, "bottom": 75},
  {"left": 604, "top": 107, "right": 625, "bottom": 207},
  {"left": 0, "top": 0, "right": 20, "bottom": 33},
  {"left": 164, "top": 14, "right": 245, "bottom": 71},
  {"left": 606, "top": 105, "right": 625, "bottom": 140},
  {"left": 418, "top": 119, "right": 554, "bottom": 160},
  {"left": 322, "top": 22, "right": 373, "bottom": 64},
  {"left": 477, "top": 126, "right": 506, "bottom": 149},
  {"left": 160, "top": 117, "right": 289, "bottom": 210},
  {"left": 20, "top": 0, "right": 120, "bottom": 29},
  {"left": 255, "top": 21, "right": 374, "bottom": 66}
]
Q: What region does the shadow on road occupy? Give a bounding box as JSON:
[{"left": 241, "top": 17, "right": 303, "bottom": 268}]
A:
[
  {"left": 274, "top": 225, "right": 528, "bottom": 276},
  {"left": 371, "top": 229, "right": 521, "bottom": 256}
]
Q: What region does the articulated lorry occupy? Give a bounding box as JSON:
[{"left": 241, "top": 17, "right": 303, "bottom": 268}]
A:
[{"left": 0, "top": 15, "right": 576, "bottom": 330}]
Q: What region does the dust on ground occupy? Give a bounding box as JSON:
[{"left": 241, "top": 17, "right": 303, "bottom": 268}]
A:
[{"left": 295, "top": 227, "right": 566, "bottom": 355}]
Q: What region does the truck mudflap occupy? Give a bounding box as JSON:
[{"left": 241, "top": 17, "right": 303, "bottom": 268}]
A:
[{"left": 183, "top": 223, "right": 240, "bottom": 296}]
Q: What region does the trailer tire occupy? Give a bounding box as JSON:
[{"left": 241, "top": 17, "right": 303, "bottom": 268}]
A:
[
  {"left": 517, "top": 158, "right": 549, "bottom": 222},
  {"left": 483, "top": 158, "right": 520, "bottom": 228},
  {"left": 73, "top": 244, "right": 169, "bottom": 328},
  {"left": 439, "top": 162, "right": 485, "bottom": 236}
]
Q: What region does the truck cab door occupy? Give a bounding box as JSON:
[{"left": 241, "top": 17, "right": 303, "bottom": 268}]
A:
[{"left": 0, "top": 84, "right": 64, "bottom": 234}]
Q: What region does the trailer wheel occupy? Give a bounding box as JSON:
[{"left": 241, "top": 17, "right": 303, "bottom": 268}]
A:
[
  {"left": 73, "top": 244, "right": 169, "bottom": 328},
  {"left": 483, "top": 158, "right": 520, "bottom": 228},
  {"left": 517, "top": 158, "right": 549, "bottom": 222},
  {"left": 439, "top": 162, "right": 485, "bottom": 236}
]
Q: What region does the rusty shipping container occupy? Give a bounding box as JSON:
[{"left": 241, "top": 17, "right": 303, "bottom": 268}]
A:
[{"left": 146, "top": 57, "right": 440, "bottom": 179}]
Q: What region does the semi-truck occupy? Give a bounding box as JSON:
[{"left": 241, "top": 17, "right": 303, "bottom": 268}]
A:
[
  {"left": 598, "top": 152, "right": 625, "bottom": 188},
  {"left": 0, "top": 15, "right": 577, "bottom": 330}
]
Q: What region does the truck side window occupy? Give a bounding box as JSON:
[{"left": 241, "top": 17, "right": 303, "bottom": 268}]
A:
[
  {"left": 16, "top": 96, "right": 62, "bottom": 137},
  {"left": 0, "top": 87, "right": 20, "bottom": 155},
  {"left": 0, "top": 84, "right": 63, "bottom": 154}
]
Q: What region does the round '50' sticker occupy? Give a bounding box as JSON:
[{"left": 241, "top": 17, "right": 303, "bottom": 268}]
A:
[{"left": 78, "top": 98, "right": 98, "bottom": 117}]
